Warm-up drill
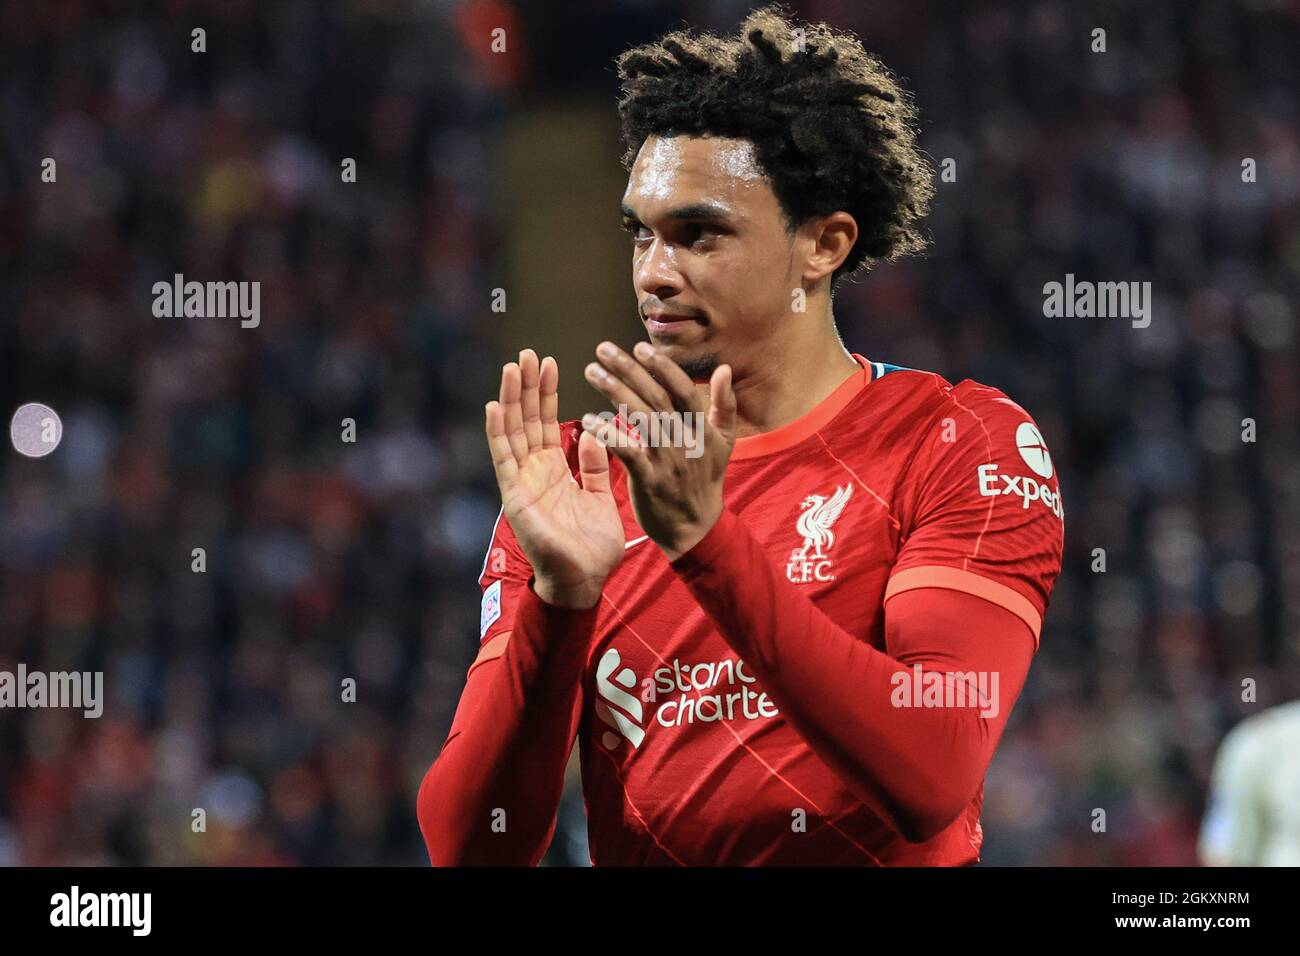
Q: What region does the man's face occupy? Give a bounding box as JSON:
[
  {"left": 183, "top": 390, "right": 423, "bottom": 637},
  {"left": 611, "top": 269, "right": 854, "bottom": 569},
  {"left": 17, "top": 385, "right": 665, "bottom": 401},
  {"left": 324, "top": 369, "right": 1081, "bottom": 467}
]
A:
[{"left": 621, "top": 135, "right": 803, "bottom": 380}]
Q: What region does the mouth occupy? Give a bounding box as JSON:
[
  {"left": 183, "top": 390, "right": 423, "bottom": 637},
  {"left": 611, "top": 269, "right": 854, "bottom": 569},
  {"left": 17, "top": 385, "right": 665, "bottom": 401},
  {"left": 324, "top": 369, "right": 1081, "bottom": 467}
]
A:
[{"left": 643, "top": 311, "right": 707, "bottom": 335}]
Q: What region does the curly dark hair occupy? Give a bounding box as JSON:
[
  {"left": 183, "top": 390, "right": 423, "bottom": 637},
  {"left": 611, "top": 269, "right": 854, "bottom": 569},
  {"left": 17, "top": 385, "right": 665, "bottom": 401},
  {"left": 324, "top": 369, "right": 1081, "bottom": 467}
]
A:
[{"left": 615, "top": 4, "right": 934, "bottom": 284}]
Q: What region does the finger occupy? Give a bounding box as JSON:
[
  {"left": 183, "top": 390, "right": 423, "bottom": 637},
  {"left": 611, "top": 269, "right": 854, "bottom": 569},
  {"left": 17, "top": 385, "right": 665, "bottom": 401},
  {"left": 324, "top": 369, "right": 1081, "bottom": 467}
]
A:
[
  {"left": 708, "top": 364, "right": 737, "bottom": 439},
  {"left": 498, "top": 362, "right": 529, "bottom": 463},
  {"left": 539, "top": 355, "right": 562, "bottom": 449},
  {"left": 576, "top": 427, "right": 612, "bottom": 496},
  {"left": 484, "top": 401, "right": 519, "bottom": 485},
  {"left": 519, "top": 348, "right": 544, "bottom": 451},
  {"left": 581, "top": 412, "right": 651, "bottom": 481},
  {"left": 632, "top": 341, "right": 704, "bottom": 413},
  {"left": 595, "top": 341, "right": 673, "bottom": 412},
  {"left": 585, "top": 359, "right": 654, "bottom": 433}
]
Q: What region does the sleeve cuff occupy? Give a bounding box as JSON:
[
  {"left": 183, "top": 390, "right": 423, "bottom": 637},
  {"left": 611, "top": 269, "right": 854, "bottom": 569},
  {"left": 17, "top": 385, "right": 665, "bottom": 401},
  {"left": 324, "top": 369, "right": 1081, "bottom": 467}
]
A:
[
  {"left": 669, "top": 507, "right": 744, "bottom": 575},
  {"left": 521, "top": 574, "right": 603, "bottom": 621}
]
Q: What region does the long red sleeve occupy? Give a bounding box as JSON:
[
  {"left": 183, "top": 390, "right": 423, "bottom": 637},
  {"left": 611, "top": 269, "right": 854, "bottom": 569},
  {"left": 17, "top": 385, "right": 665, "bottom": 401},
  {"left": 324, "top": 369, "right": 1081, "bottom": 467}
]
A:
[
  {"left": 416, "top": 579, "right": 595, "bottom": 865},
  {"left": 670, "top": 506, "right": 1036, "bottom": 843}
]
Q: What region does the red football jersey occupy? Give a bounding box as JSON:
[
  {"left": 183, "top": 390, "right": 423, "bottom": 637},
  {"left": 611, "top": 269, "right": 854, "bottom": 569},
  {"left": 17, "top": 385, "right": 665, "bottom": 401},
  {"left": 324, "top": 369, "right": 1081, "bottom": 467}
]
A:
[{"left": 470, "top": 353, "right": 1064, "bottom": 864}]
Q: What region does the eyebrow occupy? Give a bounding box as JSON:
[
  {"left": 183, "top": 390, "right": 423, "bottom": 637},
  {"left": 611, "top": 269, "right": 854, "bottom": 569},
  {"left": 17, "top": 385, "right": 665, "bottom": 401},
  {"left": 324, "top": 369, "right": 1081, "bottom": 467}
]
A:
[{"left": 620, "top": 201, "right": 735, "bottom": 224}]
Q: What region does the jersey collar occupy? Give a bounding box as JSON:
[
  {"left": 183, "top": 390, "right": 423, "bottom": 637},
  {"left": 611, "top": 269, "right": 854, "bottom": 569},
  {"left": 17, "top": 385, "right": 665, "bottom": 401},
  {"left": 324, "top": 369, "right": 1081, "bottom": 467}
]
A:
[{"left": 730, "top": 354, "right": 873, "bottom": 461}]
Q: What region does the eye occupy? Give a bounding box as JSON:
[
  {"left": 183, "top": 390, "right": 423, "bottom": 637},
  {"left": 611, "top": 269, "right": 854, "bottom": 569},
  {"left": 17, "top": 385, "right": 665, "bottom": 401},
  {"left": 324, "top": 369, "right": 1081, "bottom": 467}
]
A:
[{"left": 683, "top": 223, "right": 722, "bottom": 245}]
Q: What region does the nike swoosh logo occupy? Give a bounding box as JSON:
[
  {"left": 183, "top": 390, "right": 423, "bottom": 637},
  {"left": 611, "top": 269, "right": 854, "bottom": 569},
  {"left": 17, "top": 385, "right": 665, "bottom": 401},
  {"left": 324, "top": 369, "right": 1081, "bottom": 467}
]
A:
[{"left": 624, "top": 535, "right": 650, "bottom": 550}]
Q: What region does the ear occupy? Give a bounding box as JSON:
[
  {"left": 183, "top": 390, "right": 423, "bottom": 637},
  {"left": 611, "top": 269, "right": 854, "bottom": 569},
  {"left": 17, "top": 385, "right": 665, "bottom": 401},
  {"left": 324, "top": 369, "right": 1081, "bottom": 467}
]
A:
[{"left": 800, "top": 211, "right": 858, "bottom": 285}]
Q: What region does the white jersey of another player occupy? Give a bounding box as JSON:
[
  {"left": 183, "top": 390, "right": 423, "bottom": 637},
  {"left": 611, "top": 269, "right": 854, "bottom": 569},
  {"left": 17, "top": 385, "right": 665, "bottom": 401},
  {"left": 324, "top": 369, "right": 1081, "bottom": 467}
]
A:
[{"left": 1199, "top": 700, "right": 1300, "bottom": 866}]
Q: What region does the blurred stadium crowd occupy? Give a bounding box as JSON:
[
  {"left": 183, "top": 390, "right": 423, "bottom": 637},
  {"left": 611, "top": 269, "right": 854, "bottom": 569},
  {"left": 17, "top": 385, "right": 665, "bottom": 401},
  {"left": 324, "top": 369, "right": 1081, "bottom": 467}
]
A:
[{"left": 1, "top": 0, "right": 1297, "bottom": 865}]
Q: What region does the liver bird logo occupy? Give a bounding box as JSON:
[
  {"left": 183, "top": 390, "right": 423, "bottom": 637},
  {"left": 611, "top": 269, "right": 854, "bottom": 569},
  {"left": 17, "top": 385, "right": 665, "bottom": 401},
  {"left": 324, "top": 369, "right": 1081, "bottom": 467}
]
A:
[{"left": 792, "top": 484, "right": 854, "bottom": 560}]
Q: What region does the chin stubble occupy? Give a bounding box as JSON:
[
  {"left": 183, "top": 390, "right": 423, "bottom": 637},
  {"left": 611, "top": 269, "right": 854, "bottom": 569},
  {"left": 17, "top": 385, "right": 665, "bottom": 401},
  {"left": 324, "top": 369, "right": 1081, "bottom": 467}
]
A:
[{"left": 673, "top": 352, "right": 720, "bottom": 382}]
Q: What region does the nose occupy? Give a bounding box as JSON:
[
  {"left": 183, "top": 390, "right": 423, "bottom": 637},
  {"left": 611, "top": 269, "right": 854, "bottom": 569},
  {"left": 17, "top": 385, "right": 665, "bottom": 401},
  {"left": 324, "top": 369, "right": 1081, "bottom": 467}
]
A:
[{"left": 634, "top": 235, "right": 684, "bottom": 300}]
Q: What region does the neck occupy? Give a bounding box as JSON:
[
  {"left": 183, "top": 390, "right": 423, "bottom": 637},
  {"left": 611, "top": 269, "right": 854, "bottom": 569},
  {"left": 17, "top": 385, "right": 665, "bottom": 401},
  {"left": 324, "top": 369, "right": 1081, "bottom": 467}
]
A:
[{"left": 719, "top": 307, "right": 862, "bottom": 440}]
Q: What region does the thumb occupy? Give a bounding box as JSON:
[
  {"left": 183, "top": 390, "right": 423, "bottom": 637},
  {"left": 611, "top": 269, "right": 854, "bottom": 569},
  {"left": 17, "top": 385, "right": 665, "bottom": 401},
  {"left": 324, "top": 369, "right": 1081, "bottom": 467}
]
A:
[
  {"left": 576, "top": 427, "right": 612, "bottom": 495},
  {"left": 708, "top": 364, "right": 737, "bottom": 441}
]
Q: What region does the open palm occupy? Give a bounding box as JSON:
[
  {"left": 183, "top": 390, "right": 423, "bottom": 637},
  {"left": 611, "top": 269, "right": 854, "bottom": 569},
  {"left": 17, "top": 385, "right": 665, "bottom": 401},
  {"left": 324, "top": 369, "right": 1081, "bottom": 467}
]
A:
[{"left": 485, "top": 350, "right": 625, "bottom": 606}]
